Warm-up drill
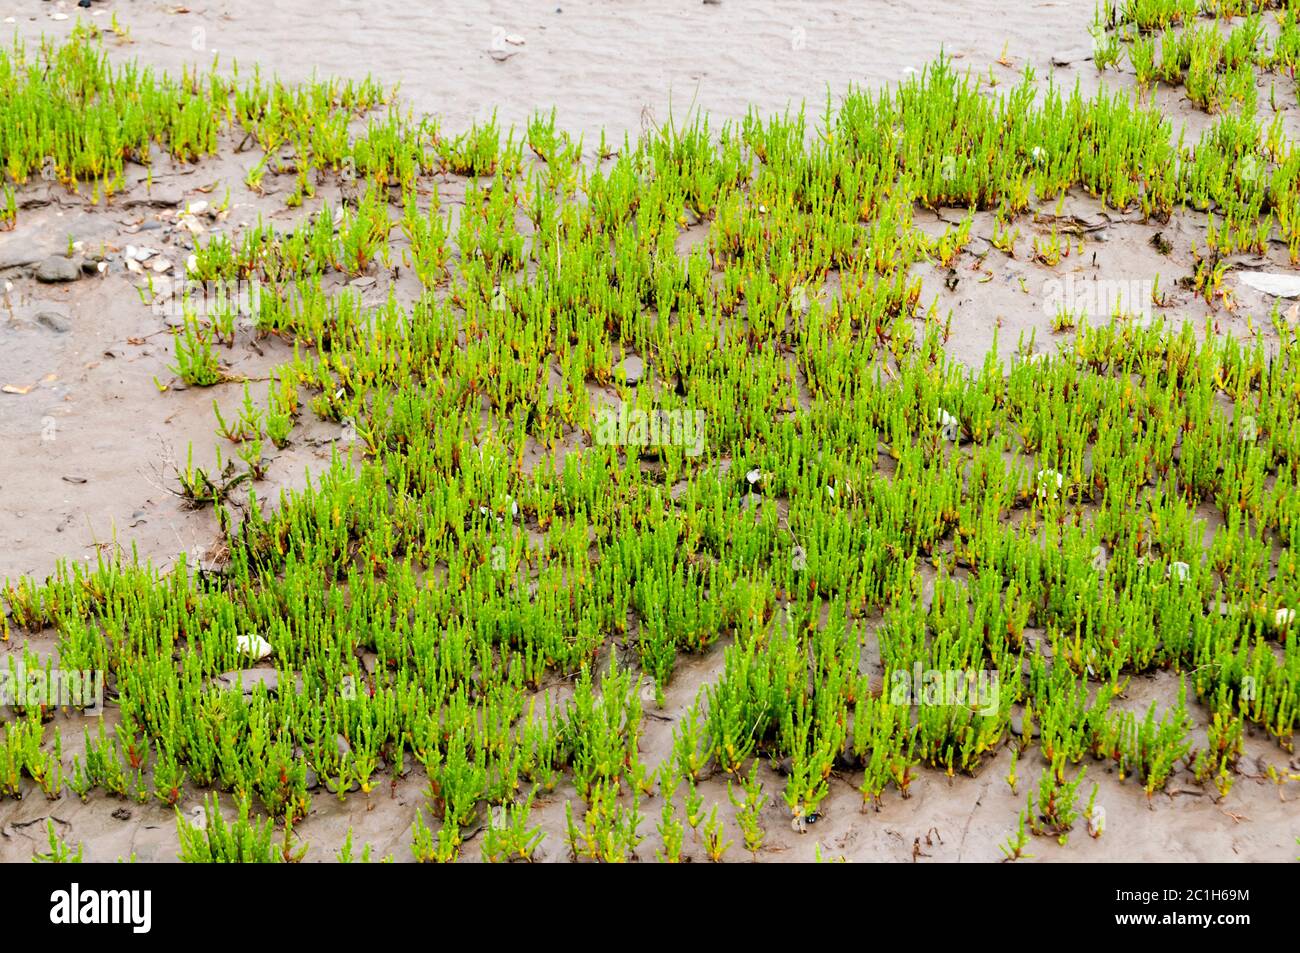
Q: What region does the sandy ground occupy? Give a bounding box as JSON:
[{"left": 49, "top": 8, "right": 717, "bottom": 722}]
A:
[
  {"left": 1, "top": 0, "right": 1299, "bottom": 862},
  {"left": 8, "top": 0, "right": 1105, "bottom": 143}
]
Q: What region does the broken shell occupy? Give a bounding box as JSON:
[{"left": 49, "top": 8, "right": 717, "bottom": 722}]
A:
[
  {"left": 1087, "top": 804, "right": 1105, "bottom": 838},
  {"left": 1238, "top": 271, "right": 1300, "bottom": 298},
  {"left": 639, "top": 678, "right": 658, "bottom": 704},
  {"left": 937, "top": 408, "right": 960, "bottom": 441},
  {"left": 1035, "top": 469, "right": 1063, "bottom": 499},
  {"left": 236, "top": 633, "right": 273, "bottom": 660},
  {"left": 479, "top": 500, "right": 518, "bottom": 523}
]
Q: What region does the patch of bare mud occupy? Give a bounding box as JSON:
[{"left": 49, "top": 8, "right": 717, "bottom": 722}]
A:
[
  {"left": 0, "top": 185, "right": 352, "bottom": 583},
  {"left": 9, "top": 1, "right": 1103, "bottom": 144}
]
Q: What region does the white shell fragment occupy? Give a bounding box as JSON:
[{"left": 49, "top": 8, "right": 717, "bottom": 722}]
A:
[
  {"left": 1238, "top": 272, "right": 1300, "bottom": 298},
  {"left": 1238, "top": 415, "right": 1258, "bottom": 442},
  {"left": 236, "top": 633, "right": 274, "bottom": 660},
  {"left": 1036, "top": 469, "right": 1063, "bottom": 499},
  {"left": 937, "top": 408, "right": 960, "bottom": 442},
  {"left": 478, "top": 498, "right": 519, "bottom": 523},
  {"left": 1087, "top": 804, "right": 1105, "bottom": 838}
]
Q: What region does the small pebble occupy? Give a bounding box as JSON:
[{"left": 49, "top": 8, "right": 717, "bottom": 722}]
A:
[
  {"left": 619, "top": 354, "right": 644, "bottom": 384},
  {"left": 36, "top": 311, "right": 70, "bottom": 333}
]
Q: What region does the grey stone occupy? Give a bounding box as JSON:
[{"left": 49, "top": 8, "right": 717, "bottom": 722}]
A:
[
  {"left": 1051, "top": 49, "right": 1092, "bottom": 67},
  {"left": 35, "top": 256, "right": 81, "bottom": 283},
  {"left": 619, "top": 354, "right": 645, "bottom": 384},
  {"left": 121, "top": 185, "right": 183, "bottom": 208},
  {"left": 36, "top": 311, "right": 70, "bottom": 333},
  {"left": 1009, "top": 711, "right": 1041, "bottom": 739},
  {"left": 326, "top": 777, "right": 361, "bottom": 794},
  {"left": 212, "top": 668, "right": 297, "bottom": 696},
  {"left": 0, "top": 246, "right": 48, "bottom": 271}
]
